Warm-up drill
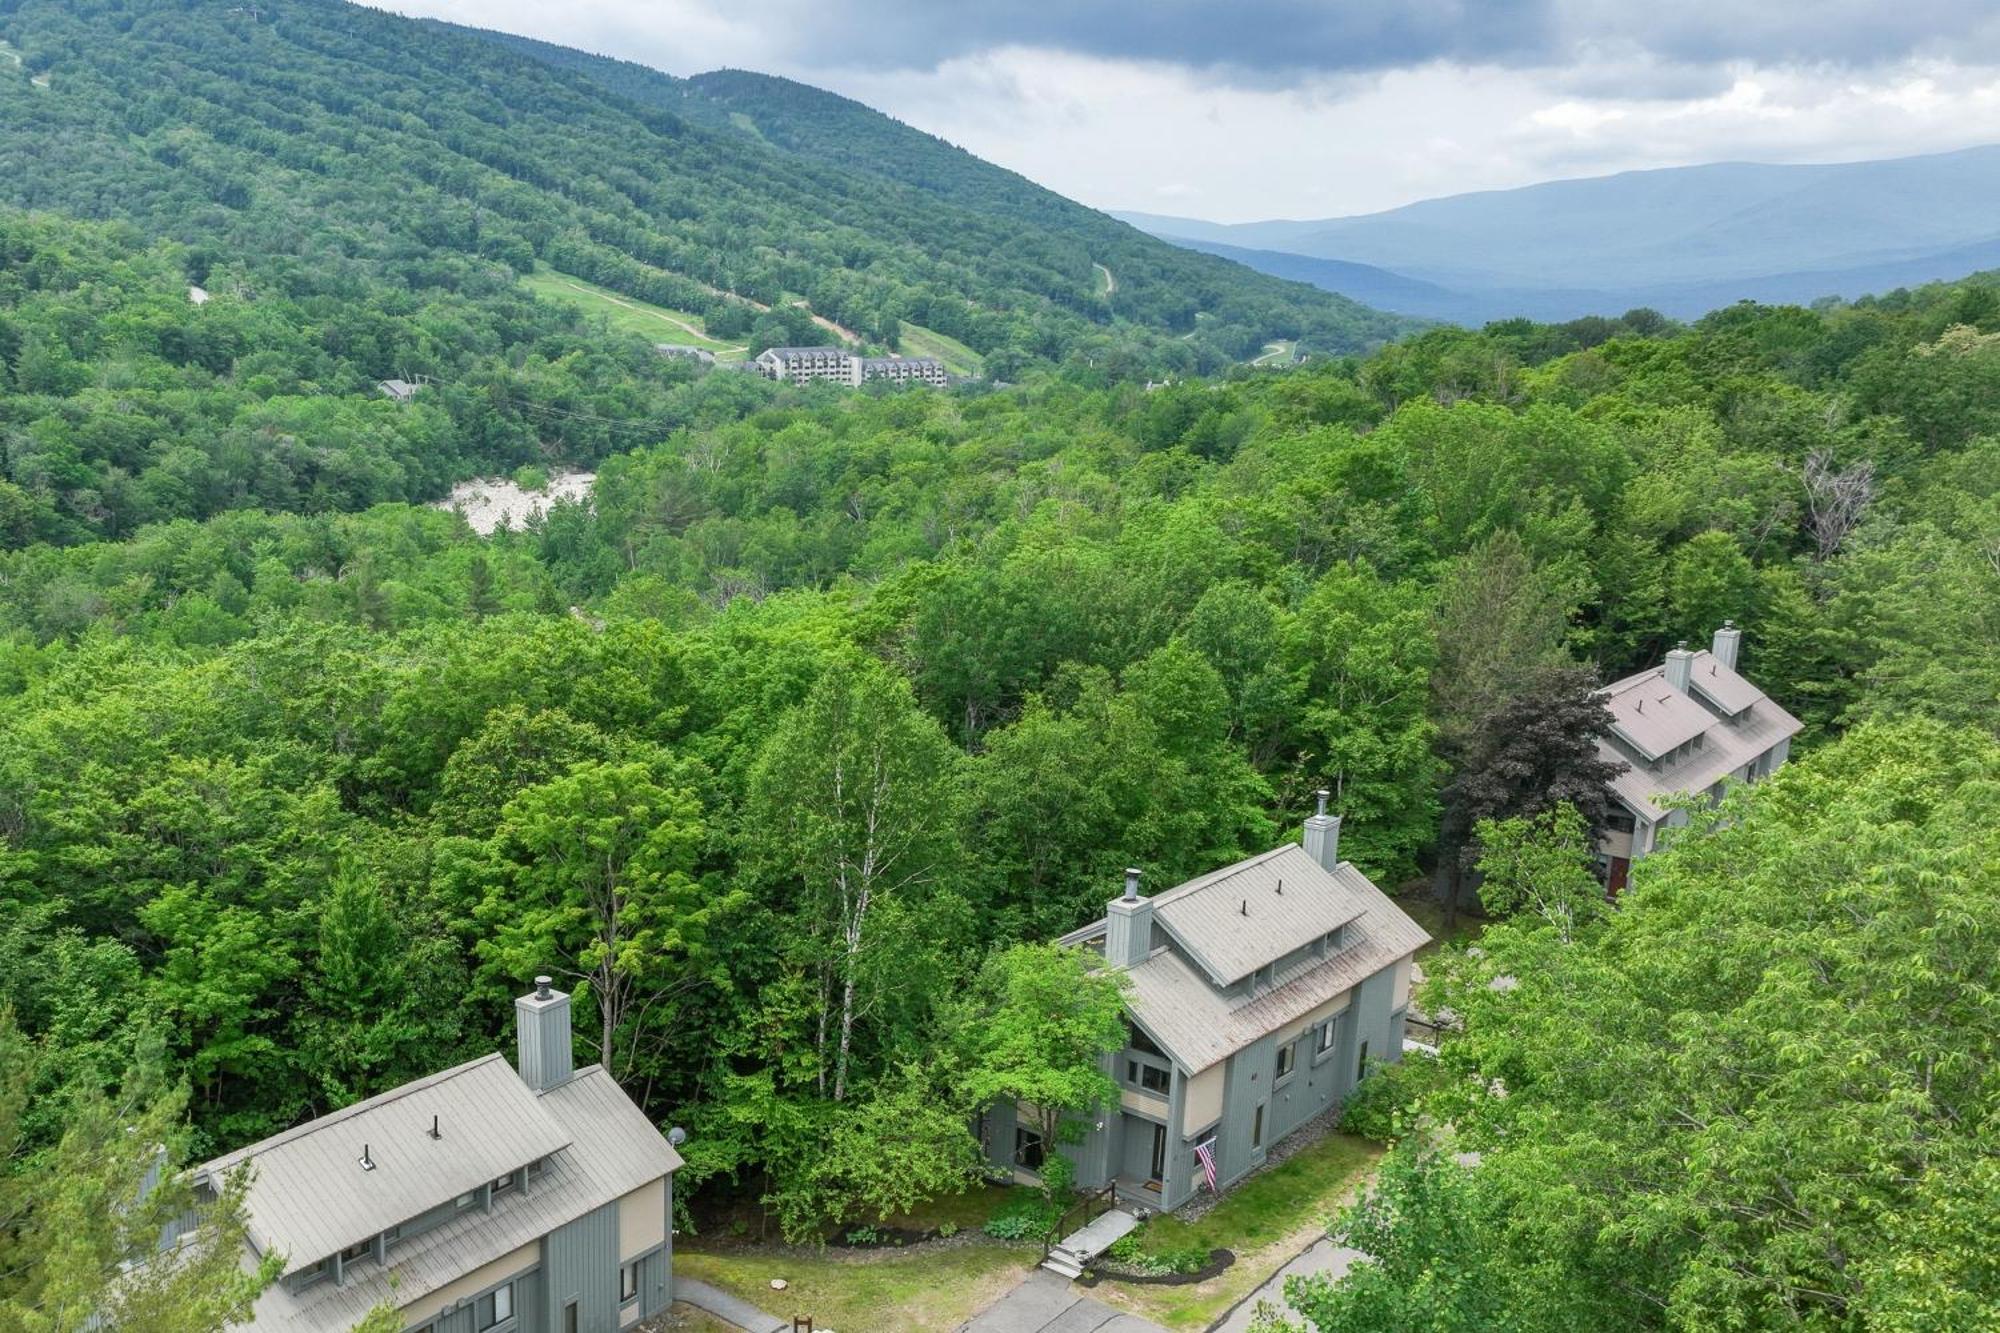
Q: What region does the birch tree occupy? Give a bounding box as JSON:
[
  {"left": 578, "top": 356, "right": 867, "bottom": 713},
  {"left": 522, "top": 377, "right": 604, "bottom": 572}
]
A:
[{"left": 746, "top": 661, "right": 964, "bottom": 1103}]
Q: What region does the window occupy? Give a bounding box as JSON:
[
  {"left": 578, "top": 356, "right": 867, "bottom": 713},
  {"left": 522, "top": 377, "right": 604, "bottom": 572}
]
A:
[
  {"left": 1607, "top": 810, "right": 1636, "bottom": 834},
  {"left": 563, "top": 1305, "right": 578, "bottom": 1333},
  {"left": 493, "top": 1171, "right": 517, "bottom": 1196},
  {"left": 1275, "top": 1044, "right": 1296, "bottom": 1081},
  {"left": 1013, "top": 1126, "right": 1045, "bottom": 1171},
  {"left": 1129, "top": 1023, "right": 1165, "bottom": 1058},
  {"left": 1251, "top": 1104, "right": 1265, "bottom": 1150},
  {"left": 477, "top": 1282, "right": 513, "bottom": 1330},
  {"left": 1316, "top": 1021, "right": 1336, "bottom": 1055},
  {"left": 1356, "top": 1039, "right": 1370, "bottom": 1083},
  {"left": 456, "top": 1191, "right": 476, "bottom": 1209},
  {"left": 621, "top": 1261, "right": 640, "bottom": 1303},
  {"left": 1127, "top": 1060, "right": 1169, "bottom": 1094},
  {"left": 341, "top": 1238, "right": 371, "bottom": 1263}
]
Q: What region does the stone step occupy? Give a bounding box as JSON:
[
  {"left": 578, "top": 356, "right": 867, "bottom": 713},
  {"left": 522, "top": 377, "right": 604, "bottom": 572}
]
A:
[{"left": 1040, "top": 1254, "right": 1084, "bottom": 1280}]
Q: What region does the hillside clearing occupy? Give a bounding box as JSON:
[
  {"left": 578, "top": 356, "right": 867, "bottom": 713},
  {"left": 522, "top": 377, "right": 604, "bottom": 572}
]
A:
[
  {"left": 898, "top": 322, "right": 984, "bottom": 376},
  {"left": 522, "top": 269, "right": 746, "bottom": 357}
]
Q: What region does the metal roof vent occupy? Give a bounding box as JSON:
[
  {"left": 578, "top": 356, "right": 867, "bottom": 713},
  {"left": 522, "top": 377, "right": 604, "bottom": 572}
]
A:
[
  {"left": 534, "top": 975, "right": 554, "bottom": 1000},
  {"left": 359, "top": 1143, "right": 375, "bottom": 1172},
  {"left": 427, "top": 1114, "right": 441, "bottom": 1141}
]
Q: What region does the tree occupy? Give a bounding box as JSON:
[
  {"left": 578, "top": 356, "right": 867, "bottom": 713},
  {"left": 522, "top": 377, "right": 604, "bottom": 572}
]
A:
[
  {"left": 1428, "top": 530, "right": 1573, "bottom": 760},
  {"left": 745, "top": 660, "right": 965, "bottom": 1102},
  {"left": 957, "top": 943, "right": 1129, "bottom": 1197},
  {"left": 1473, "top": 802, "right": 1606, "bottom": 943},
  {"left": 462, "top": 759, "right": 717, "bottom": 1081},
  {"left": 0, "top": 1015, "right": 281, "bottom": 1332},
  {"left": 1433, "top": 662, "right": 1620, "bottom": 921},
  {"left": 300, "top": 866, "right": 470, "bottom": 1106},
  {"left": 1269, "top": 721, "right": 2000, "bottom": 1330}
]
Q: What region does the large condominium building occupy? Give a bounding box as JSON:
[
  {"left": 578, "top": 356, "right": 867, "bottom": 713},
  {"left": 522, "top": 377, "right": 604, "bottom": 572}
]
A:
[
  {"left": 188, "top": 980, "right": 681, "bottom": 1333},
  {"left": 754, "top": 345, "right": 948, "bottom": 387},
  {"left": 1596, "top": 621, "right": 1802, "bottom": 891},
  {"left": 989, "top": 798, "right": 1429, "bottom": 1221}
]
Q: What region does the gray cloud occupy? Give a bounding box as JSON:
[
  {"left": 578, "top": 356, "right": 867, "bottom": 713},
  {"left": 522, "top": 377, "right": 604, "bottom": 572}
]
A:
[{"left": 699, "top": 0, "right": 2000, "bottom": 81}]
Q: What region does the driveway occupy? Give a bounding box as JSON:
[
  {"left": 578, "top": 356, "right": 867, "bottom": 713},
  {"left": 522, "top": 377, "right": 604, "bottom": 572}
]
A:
[
  {"left": 1210, "top": 1235, "right": 1365, "bottom": 1333},
  {"left": 958, "top": 1269, "right": 1169, "bottom": 1333}
]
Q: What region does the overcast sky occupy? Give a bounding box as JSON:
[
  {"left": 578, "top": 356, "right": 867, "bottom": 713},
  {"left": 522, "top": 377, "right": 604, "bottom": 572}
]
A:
[{"left": 382, "top": 1, "right": 2000, "bottom": 220}]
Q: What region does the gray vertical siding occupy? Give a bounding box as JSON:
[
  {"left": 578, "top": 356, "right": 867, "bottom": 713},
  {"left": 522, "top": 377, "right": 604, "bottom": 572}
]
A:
[
  {"left": 538, "top": 1202, "right": 618, "bottom": 1333},
  {"left": 981, "top": 1101, "right": 1018, "bottom": 1174}
]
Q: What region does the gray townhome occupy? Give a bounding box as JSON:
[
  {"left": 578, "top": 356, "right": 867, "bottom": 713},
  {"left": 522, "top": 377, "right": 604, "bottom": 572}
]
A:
[
  {"left": 984, "top": 800, "right": 1430, "bottom": 1214},
  {"left": 192, "top": 979, "right": 681, "bottom": 1333},
  {"left": 1595, "top": 621, "right": 1802, "bottom": 892}
]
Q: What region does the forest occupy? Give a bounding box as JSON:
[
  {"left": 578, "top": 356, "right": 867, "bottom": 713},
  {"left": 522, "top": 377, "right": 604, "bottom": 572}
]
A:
[
  {"left": 1, "top": 167, "right": 1996, "bottom": 1324},
  {"left": 0, "top": 0, "right": 1407, "bottom": 378},
  {"left": 0, "top": 1, "right": 1994, "bottom": 1318}
]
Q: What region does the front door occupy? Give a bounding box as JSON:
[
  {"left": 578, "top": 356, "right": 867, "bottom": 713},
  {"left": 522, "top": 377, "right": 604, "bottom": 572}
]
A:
[{"left": 1148, "top": 1123, "right": 1167, "bottom": 1184}]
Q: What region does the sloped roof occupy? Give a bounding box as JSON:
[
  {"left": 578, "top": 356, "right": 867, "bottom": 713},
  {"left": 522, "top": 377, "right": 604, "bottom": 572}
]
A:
[
  {"left": 1123, "top": 853, "right": 1429, "bottom": 1073},
  {"left": 760, "top": 345, "right": 845, "bottom": 358},
  {"left": 1689, "top": 654, "right": 1762, "bottom": 716},
  {"left": 1151, "top": 844, "right": 1365, "bottom": 986},
  {"left": 199, "top": 1054, "right": 571, "bottom": 1276},
  {"left": 1599, "top": 650, "right": 1802, "bottom": 821},
  {"left": 1603, "top": 671, "right": 1713, "bottom": 760},
  {"left": 229, "top": 1066, "right": 682, "bottom": 1333}
]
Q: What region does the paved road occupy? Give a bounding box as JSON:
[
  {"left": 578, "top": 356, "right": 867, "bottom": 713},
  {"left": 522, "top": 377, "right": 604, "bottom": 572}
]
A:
[
  {"left": 958, "top": 1269, "right": 1167, "bottom": 1333},
  {"left": 675, "top": 1277, "right": 789, "bottom": 1333},
  {"left": 1210, "top": 1235, "right": 1364, "bottom": 1333}
]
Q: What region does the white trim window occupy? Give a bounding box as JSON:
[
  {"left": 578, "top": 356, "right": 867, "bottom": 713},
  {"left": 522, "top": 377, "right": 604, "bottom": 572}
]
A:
[
  {"left": 478, "top": 1282, "right": 513, "bottom": 1330},
  {"left": 621, "top": 1260, "right": 640, "bottom": 1303}
]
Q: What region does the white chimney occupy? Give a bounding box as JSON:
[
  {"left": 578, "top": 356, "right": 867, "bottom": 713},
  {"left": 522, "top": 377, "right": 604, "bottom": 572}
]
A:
[
  {"left": 1303, "top": 789, "right": 1342, "bottom": 871},
  {"left": 1711, "top": 620, "right": 1742, "bottom": 671},
  {"left": 515, "top": 975, "right": 574, "bottom": 1092},
  {"left": 1663, "top": 641, "right": 1694, "bottom": 694},
  {"left": 1105, "top": 868, "right": 1153, "bottom": 969}
]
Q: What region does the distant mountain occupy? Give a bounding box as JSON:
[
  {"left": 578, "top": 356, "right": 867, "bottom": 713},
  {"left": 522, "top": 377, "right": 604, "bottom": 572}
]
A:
[
  {"left": 1121, "top": 146, "right": 2000, "bottom": 323},
  {"left": 455, "top": 29, "right": 1418, "bottom": 361},
  {"left": 1155, "top": 239, "right": 1490, "bottom": 321},
  {"left": 0, "top": 0, "right": 1413, "bottom": 382}
]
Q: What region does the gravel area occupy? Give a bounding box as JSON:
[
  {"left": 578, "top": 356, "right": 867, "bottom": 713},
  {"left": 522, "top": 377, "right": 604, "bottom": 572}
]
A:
[{"left": 434, "top": 469, "right": 594, "bottom": 535}]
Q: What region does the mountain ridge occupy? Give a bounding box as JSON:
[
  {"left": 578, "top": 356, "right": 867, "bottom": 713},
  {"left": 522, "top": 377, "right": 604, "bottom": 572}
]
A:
[
  {"left": 1120, "top": 143, "right": 2000, "bottom": 322},
  {"left": 0, "top": 0, "right": 1413, "bottom": 377}
]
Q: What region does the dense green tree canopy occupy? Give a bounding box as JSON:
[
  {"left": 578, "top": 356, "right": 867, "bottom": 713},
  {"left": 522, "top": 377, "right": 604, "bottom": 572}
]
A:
[
  {"left": 1260, "top": 721, "right": 2000, "bottom": 1329},
  {"left": 0, "top": 185, "right": 1995, "bottom": 1269}
]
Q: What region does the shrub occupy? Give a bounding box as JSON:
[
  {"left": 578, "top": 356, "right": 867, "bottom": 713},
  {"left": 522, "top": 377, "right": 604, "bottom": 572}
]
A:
[
  {"left": 936, "top": 1221, "right": 959, "bottom": 1238},
  {"left": 983, "top": 1194, "right": 1063, "bottom": 1241},
  {"left": 512, "top": 464, "right": 549, "bottom": 491},
  {"left": 843, "top": 1224, "right": 883, "bottom": 1246},
  {"left": 1340, "top": 1054, "right": 1429, "bottom": 1143},
  {"left": 1148, "top": 1243, "right": 1211, "bottom": 1275}
]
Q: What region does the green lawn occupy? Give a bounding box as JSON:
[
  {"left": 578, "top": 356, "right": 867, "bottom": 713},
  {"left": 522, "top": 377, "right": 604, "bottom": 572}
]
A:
[
  {"left": 676, "top": 1242, "right": 1035, "bottom": 1333},
  {"left": 897, "top": 322, "right": 984, "bottom": 377},
  {"left": 520, "top": 269, "right": 746, "bottom": 358},
  {"left": 1390, "top": 892, "right": 1486, "bottom": 958},
  {"left": 1093, "top": 1132, "right": 1381, "bottom": 1329}
]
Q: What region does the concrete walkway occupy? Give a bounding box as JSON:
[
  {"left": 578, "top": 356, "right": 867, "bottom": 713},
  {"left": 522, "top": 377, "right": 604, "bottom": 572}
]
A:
[
  {"left": 1210, "top": 1234, "right": 1365, "bottom": 1333},
  {"left": 1043, "top": 1207, "right": 1139, "bottom": 1278},
  {"left": 676, "top": 1277, "right": 789, "bottom": 1333},
  {"left": 958, "top": 1269, "right": 1168, "bottom": 1333}
]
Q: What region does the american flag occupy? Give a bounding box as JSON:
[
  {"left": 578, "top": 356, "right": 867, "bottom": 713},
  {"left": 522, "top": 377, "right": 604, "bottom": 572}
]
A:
[{"left": 1193, "top": 1139, "right": 1218, "bottom": 1192}]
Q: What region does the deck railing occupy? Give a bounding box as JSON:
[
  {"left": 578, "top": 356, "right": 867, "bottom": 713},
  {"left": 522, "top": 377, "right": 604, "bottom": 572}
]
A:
[{"left": 1042, "top": 1180, "right": 1119, "bottom": 1262}]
